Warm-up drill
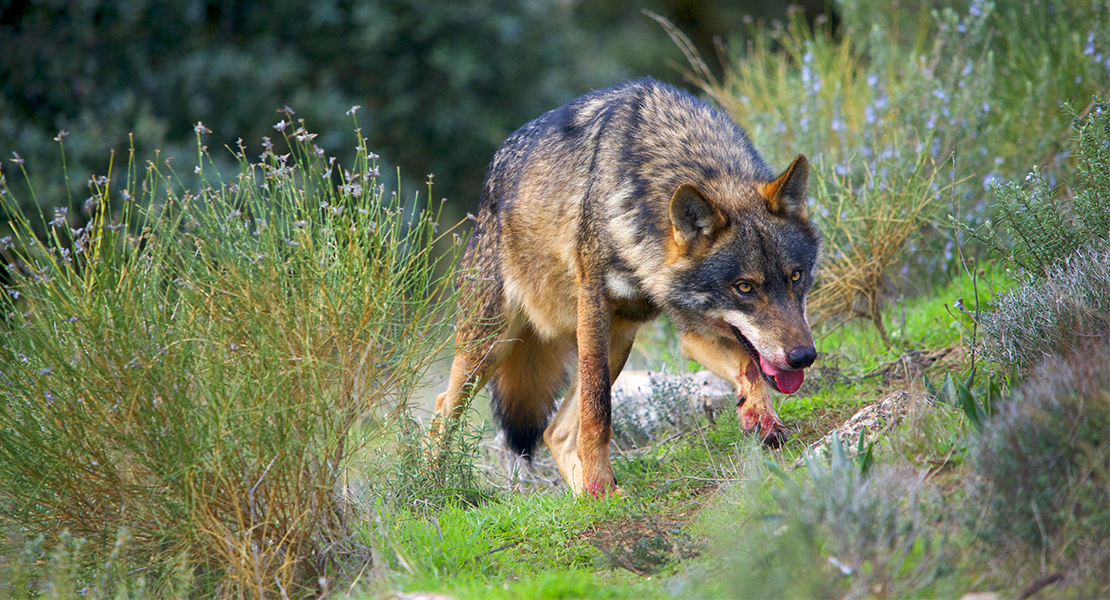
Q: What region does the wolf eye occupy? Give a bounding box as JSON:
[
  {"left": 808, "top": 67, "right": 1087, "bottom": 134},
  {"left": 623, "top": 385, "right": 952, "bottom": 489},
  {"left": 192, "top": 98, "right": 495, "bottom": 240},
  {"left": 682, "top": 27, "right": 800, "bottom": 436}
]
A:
[
  {"left": 791, "top": 270, "right": 802, "bottom": 282},
  {"left": 736, "top": 282, "right": 753, "bottom": 294}
]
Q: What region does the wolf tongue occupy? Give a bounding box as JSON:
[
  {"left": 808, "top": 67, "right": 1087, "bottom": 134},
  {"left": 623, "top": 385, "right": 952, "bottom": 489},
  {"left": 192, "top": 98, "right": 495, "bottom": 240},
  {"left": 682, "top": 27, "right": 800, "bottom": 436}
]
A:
[{"left": 759, "top": 355, "right": 805, "bottom": 394}]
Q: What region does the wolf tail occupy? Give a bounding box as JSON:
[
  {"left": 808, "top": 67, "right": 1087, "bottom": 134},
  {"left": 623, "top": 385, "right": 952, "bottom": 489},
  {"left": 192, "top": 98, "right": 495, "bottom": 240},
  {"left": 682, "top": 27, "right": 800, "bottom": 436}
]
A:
[{"left": 487, "top": 332, "right": 571, "bottom": 457}]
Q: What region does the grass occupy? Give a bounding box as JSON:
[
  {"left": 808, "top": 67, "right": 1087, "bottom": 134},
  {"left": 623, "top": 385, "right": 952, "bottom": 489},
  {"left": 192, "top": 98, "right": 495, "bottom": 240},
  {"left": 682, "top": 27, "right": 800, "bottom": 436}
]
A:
[
  {"left": 814, "top": 264, "right": 1008, "bottom": 372},
  {"left": 372, "top": 494, "right": 668, "bottom": 599}
]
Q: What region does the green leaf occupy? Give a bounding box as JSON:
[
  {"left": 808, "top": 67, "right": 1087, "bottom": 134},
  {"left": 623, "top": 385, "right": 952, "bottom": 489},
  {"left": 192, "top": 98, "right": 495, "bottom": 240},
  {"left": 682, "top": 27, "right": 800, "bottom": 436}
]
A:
[
  {"left": 923, "top": 372, "right": 939, "bottom": 397},
  {"left": 940, "top": 372, "right": 959, "bottom": 406},
  {"left": 984, "top": 373, "right": 1001, "bottom": 417},
  {"left": 857, "top": 436, "right": 875, "bottom": 476},
  {"left": 764, "top": 459, "right": 789, "bottom": 482},
  {"left": 955, "top": 378, "right": 983, "bottom": 431}
]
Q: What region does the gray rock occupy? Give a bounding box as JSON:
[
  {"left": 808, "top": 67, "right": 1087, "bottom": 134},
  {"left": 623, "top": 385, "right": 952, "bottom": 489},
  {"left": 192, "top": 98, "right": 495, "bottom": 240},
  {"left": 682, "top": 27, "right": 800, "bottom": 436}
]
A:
[
  {"left": 794, "top": 389, "right": 934, "bottom": 468},
  {"left": 609, "top": 370, "right": 735, "bottom": 447}
]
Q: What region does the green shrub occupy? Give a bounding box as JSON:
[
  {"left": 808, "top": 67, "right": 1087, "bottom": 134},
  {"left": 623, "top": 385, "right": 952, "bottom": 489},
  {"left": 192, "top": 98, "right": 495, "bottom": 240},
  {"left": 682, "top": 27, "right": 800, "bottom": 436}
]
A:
[
  {"left": 969, "top": 340, "right": 1110, "bottom": 594},
  {"left": 979, "top": 0, "right": 1110, "bottom": 171},
  {"left": 0, "top": 117, "right": 462, "bottom": 595},
  {"left": 373, "top": 408, "right": 487, "bottom": 509},
  {"left": 806, "top": 147, "right": 951, "bottom": 345},
  {"left": 838, "top": 0, "right": 1110, "bottom": 182},
  {"left": 965, "top": 98, "right": 1110, "bottom": 278},
  {"left": 966, "top": 98, "right": 1110, "bottom": 371}
]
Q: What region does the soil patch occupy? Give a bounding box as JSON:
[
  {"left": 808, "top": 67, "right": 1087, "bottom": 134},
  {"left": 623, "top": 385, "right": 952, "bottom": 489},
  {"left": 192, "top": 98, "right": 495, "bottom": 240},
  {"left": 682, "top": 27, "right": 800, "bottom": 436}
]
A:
[{"left": 582, "top": 513, "right": 706, "bottom": 576}]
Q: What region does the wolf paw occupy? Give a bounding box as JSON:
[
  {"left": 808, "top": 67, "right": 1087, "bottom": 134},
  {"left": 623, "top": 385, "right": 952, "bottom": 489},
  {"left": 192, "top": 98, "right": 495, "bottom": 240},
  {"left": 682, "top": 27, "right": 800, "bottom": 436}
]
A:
[
  {"left": 583, "top": 477, "right": 623, "bottom": 498},
  {"left": 759, "top": 421, "right": 788, "bottom": 448},
  {"left": 739, "top": 404, "right": 788, "bottom": 448}
]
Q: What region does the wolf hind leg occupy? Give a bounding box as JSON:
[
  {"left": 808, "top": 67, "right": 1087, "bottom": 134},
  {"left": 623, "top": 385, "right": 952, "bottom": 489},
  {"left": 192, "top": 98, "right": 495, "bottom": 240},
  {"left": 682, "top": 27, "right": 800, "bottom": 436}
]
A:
[
  {"left": 544, "top": 319, "right": 639, "bottom": 495},
  {"left": 430, "top": 314, "right": 518, "bottom": 448}
]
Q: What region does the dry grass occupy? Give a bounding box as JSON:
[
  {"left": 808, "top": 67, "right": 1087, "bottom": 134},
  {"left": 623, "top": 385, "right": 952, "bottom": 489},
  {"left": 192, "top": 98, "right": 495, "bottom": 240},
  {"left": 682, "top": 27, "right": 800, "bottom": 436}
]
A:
[{"left": 806, "top": 152, "right": 955, "bottom": 344}]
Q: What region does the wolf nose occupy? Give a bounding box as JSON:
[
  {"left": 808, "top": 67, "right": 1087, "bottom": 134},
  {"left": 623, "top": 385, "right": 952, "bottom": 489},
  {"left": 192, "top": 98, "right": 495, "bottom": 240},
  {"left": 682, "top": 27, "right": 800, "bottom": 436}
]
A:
[{"left": 786, "top": 345, "right": 817, "bottom": 369}]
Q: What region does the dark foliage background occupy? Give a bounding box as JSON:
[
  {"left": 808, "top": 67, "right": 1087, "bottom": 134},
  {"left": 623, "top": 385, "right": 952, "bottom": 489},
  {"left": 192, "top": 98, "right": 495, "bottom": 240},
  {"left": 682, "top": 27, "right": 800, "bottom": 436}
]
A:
[{"left": 0, "top": 0, "right": 822, "bottom": 220}]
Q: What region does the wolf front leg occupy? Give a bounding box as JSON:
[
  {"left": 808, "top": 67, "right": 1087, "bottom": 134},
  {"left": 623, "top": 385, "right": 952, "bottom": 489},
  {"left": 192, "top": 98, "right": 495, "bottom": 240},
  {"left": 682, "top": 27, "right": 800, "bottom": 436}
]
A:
[
  {"left": 679, "top": 331, "right": 787, "bottom": 446},
  {"left": 545, "top": 316, "right": 638, "bottom": 496},
  {"left": 573, "top": 280, "right": 619, "bottom": 497}
]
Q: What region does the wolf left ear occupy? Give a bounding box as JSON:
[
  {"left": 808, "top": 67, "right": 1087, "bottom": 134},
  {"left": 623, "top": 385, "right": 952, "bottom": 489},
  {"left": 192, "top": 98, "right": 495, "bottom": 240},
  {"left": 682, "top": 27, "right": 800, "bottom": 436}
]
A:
[
  {"left": 670, "top": 183, "right": 727, "bottom": 249},
  {"left": 759, "top": 154, "right": 809, "bottom": 220}
]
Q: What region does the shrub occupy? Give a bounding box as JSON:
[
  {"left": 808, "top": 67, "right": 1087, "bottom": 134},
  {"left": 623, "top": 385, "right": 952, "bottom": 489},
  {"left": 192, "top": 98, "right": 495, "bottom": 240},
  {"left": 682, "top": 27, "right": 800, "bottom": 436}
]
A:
[
  {"left": 373, "top": 408, "right": 487, "bottom": 509},
  {"left": 0, "top": 117, "right": 462, "bottom": 595},
  {"left": 977, "top": 1, "right": 1110, "bottom": 173},
  {"left": 965, "top": 98, "right": 1110, "bottom": 278},
  {"left": 837, "top": 0, "right": 1110, "bottom": 185},
  {"left": 967, "top": 98, "right": 1110, "bottom": 370},
  {"left": 969, "top": 340, "right": 1110, "bottom": 593},
  {"left": 978, "top": 240, "right": 1109, "bottom": 372},
  {"left": 704, "top": 440, "right": 950, "bottom": 599},
  {"left": 805, "top": 147, "right": 951, "bottom": 345}
]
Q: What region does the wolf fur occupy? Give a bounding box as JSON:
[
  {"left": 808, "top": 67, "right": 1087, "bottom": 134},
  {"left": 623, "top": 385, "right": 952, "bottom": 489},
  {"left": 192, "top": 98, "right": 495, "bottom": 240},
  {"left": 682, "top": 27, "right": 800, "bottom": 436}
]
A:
[{"left": 432, "top": 79, "right": 820, "bottom": 496}]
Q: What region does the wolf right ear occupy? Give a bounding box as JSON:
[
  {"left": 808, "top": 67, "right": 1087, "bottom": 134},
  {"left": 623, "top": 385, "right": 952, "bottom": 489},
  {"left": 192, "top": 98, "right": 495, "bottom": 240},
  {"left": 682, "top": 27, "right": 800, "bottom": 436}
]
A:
[
  {"left": 759, "top": 154, "right": 809, "bottom": 220},
  {"left": 670, "top": 183, "right": 727, "bottom": 249}
]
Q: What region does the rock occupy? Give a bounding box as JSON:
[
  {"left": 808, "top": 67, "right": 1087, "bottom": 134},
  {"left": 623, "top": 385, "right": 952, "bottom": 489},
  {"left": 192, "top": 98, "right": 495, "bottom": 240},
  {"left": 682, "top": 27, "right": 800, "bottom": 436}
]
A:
[
  {"left": 609, "top": 370, "right": 734, "bottom": 447},
  {"left": 793, "top": 389, "right": 933, "bottom": 468}
]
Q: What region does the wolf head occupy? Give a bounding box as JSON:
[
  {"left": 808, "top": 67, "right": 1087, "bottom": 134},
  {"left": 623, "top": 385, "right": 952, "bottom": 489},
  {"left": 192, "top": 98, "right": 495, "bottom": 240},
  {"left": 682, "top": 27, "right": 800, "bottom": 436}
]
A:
[{"left": 664, "top": 155, "right": 820, "bottom": 395}]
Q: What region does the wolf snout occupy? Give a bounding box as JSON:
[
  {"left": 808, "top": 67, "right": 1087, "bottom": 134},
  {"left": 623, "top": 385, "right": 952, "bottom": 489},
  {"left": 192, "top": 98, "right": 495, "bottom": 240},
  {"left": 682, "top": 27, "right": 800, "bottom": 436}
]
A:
[{"left": 786, "top": 345, "right": 817, "bottom": 369}]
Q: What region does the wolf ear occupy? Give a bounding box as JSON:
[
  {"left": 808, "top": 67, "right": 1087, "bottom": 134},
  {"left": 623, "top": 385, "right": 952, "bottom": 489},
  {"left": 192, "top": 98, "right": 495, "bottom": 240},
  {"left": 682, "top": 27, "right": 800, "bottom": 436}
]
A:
[
  {"left": 759, "top": 154, "right": 809, "bottom": 220},
  {"left": 670, "top": 183, "right": 727, "bottom": 248}
]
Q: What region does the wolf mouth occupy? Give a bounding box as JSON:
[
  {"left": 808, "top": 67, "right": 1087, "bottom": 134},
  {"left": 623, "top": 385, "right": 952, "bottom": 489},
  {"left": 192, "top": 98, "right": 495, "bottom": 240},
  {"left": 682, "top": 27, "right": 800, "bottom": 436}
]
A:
[{"left": 728, "top": 325, "right": 805, "bottom": 394}]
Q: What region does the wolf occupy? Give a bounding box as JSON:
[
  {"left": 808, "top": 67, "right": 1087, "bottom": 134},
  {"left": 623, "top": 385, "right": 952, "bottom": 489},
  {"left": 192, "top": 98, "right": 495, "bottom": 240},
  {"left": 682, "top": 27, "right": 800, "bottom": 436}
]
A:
[{"left": 432, "top": 78, "right": 820, "bottom": 496}]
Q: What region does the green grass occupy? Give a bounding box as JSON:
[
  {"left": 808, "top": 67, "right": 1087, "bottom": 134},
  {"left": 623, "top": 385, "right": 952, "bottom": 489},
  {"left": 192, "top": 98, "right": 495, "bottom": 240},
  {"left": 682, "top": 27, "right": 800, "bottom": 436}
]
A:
[
  {"left": 815, "top": 266, "right": 1009, "bottom": 373},
  {"left": 366, "top": 415, "right": 756, "bottom": 599},
  {"left": 370, "top": 494, "right": 668, "bottom": 599}
]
